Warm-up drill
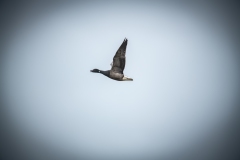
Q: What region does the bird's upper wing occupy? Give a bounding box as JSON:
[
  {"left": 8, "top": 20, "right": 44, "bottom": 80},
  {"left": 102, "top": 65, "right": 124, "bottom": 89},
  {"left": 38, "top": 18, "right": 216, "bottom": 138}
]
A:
[{"left": 111, "top": 38, "right": 128, "bottom": 74}]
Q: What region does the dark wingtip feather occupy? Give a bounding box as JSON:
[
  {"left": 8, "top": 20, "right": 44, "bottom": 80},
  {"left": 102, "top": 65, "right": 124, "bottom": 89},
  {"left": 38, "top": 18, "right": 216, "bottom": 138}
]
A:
[{"left": 123, "top": 38, "right": 128, "bottom": 44}]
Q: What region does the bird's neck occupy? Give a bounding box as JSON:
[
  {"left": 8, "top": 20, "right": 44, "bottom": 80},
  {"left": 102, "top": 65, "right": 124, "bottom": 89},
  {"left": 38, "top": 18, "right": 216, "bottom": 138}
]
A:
[{"left": 99, "top": 70, "right": 110, "bottom": 77}]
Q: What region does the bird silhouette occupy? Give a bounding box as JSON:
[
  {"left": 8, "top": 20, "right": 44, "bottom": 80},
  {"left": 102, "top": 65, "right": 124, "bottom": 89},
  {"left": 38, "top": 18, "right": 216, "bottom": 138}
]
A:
[{"left": 91, "top": 38, "right": 133, "bottom": 81}]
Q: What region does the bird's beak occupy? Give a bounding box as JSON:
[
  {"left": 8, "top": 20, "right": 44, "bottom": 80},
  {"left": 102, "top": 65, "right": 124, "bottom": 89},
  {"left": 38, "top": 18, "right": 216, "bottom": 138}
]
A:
[{"left": 90, "top": 70, "right": 93, "bottom": 72}]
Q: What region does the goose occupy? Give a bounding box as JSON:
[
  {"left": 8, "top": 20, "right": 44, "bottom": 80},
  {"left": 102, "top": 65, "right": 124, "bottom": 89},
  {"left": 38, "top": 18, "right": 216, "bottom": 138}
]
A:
[{"left": 90, "top": 38, "right": 133, "bottom": 81}]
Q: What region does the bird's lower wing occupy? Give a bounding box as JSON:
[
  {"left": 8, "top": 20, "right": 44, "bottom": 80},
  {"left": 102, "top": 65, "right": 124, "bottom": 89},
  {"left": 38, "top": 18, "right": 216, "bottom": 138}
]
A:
[{"left": 111, "top": 57, "right": 125, "bottom": 74}]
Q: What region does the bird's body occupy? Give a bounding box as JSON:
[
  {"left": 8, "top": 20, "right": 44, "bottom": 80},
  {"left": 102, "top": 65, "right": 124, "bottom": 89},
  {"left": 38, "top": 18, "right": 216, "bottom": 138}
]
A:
[{"left": 91, "top": 38, "right": 133, "bottom": 81}]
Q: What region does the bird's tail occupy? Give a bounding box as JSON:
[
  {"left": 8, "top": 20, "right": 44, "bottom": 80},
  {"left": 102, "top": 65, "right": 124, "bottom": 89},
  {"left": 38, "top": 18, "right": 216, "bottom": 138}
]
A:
[{"left": 122, "top": 76, "right": 133, "bottom": 81}]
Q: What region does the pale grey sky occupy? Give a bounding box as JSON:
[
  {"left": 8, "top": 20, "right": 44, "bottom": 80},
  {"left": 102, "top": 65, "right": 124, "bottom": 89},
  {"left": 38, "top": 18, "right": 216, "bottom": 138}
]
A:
[{"left": 1, "top": 1, "right": 240, "bottom": 160}]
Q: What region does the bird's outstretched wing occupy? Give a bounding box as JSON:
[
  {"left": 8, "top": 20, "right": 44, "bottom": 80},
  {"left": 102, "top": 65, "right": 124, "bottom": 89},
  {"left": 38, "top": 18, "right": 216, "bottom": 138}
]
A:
[{"left": 111, "top": 38, "right": 127, "bottom": 74}]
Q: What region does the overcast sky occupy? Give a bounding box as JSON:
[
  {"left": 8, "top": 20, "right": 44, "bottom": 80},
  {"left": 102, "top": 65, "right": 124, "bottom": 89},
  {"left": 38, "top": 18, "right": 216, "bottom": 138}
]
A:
[{"left": 1, "top": 1, "right": 240, "bottom": 160}]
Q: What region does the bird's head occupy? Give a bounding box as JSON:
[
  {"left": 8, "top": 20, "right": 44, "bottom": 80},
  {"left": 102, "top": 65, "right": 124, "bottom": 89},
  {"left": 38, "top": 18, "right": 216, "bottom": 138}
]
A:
[{"left": 90, "top": 69, "right": 100, "bottom": 73}]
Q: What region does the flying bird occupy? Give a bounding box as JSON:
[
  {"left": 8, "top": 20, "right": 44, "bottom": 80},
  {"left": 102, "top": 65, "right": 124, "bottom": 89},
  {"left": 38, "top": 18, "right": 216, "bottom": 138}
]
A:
[{"left": 91, "top": 38, "right": 133, "bottom": 81}]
